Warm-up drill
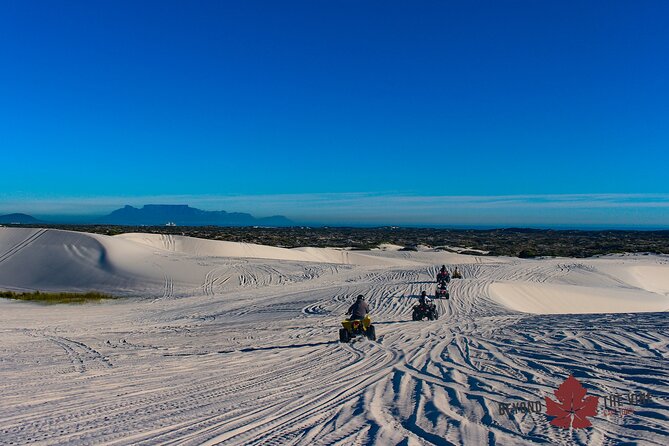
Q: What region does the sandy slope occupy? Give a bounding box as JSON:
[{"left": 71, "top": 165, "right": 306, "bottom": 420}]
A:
[
  {"left": 488, "top": 282, "right": 668, "bottom": 314},
  {"left": 1, "top": 227, "right": 668, "bottom": 445},
  {"left": 117, "top": 233, "right": 424, "bottom": 266}
]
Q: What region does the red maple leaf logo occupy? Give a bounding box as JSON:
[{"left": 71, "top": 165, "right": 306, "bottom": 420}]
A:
[{"left": 545, "top": 375, "right": 599, "bottom": 429}]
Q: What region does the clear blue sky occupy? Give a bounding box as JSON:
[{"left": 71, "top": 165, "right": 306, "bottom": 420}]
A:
[{"left": 1, "top": 1, "right": 668, "bottom": 226}]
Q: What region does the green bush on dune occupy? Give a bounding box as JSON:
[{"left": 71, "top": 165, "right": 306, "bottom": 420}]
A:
[{"left": 0, "top": 290, "right": 116, "bottom": 304}]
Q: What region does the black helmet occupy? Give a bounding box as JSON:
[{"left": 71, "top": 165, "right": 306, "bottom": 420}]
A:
[
  {"left": 421, "top": 290, "right": 427, "bottom": 296},
  {"left": 357, "top": 294, "right": 364, "bottom": 301}
]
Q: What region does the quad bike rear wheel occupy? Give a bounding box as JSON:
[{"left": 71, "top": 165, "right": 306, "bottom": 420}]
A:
[{"left": 366, "top": 325, "right": 376, "bottom": 341}]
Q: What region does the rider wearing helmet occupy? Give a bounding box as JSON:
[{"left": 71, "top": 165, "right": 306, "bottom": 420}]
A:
[
  {"left": 437, "top": 265, "right": 449, "bottom": 282},
  {"left": 347, "top": 294, "right": 370, "bottom": 320},
  {"left": 442, "top": 269, "right": 451, "bottom": 284},
  {"left": 418, "top": 290, "right": 431, "bottom": 306}
]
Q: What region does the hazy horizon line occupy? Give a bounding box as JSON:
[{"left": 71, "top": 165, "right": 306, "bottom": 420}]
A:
[{"left": 1, "top": 192, "right": 668, "bottom": 228}]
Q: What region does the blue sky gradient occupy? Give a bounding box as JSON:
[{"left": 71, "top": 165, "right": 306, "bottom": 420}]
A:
[{"left": 1, "top": 1, "right": 668, "bottom": 226}]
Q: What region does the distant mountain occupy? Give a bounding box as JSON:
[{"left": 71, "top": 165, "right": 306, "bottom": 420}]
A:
[
  {"left": 98, "top": 205, "right": 293, "bottom": 227},
  {"left": 0, "top": 213, "right": 44, "bottom": 224}
]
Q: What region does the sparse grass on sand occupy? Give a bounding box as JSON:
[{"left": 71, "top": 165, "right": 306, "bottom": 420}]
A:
[{"left": 0, "top": 290, "right": 116, "bottom": 304}]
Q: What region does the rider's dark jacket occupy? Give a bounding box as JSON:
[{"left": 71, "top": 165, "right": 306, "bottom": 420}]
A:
[{"left": 347, "top": 300, "right": 370, "bottom": 320}]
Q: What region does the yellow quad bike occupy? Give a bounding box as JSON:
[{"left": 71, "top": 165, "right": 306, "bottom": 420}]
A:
[{"left": 339, "top": 315, "right": 376, "bottom": 343}]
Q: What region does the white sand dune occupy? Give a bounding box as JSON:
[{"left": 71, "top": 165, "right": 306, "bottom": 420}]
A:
[
  {"left": 595, "top": 263, "right": 669, "bottom": 296},
  {"left": 489, "top": 282, "right": 669, "bottom": 314},
  {"left": 118, "top": 232, "right": 424, "bottom": 266},
  {"left": 629, "top": 265, "right": 669, "bottom": 295},
  {"left": 375, "top": 243, "right": 404, "bottom": 251},
  {"left": 1, "top": 227, "right": 668, "bottom": 445},
  {"left": 0, "top": 228, "right": 152, "bottom": 293}
]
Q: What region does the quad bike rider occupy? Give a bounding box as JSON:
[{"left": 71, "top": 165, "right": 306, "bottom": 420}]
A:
[
  {"left": 436, "top": 265, "right": 451, "bottom": 283},
  {"left": 339, "top": 295, "right": 376, "bottom": 343},
  {"left": 435, "top": 280, "right": 450, "bottom": 299},
  {"left": 413, "top": 291, "right": 438, "bottom": 321},
  {"left": 452, "top": 267, "right": 462, "bottom": 279}
]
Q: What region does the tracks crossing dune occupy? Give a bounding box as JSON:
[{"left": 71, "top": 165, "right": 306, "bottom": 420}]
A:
[{"left": 0, "top": 228, "right": 668, "bottom": 445}]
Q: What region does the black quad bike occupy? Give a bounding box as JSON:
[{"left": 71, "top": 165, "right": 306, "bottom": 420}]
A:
[
  {"left": 412, "top": 302, "right": 439, "bottom": 321},
  {"left": 436, "top": 272, "right": 451, "bottom": 283},
  {"left": 435, "top": 283, "right": 450, "bottom": 299}
]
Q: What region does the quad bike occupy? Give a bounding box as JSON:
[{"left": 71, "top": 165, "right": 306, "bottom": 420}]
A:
[
  {"left": 436, "top": 272, "right": 451, "bottom": 283},
  {"left": 435, "top": 283, "right": 450, "bottom": 299},
  {"left": 412, "top": 302, "right": 439, "bottom": 321},
  {"left": 452, "top": 270, "right": 463, "bottom": 279},
  {"left": 339, "top": 315, "right": 376, "bottom": 343}
]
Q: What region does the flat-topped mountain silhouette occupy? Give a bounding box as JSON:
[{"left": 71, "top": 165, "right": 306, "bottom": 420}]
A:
[{"left": 98, "top": 205, "right": 293, "bottom": 227}]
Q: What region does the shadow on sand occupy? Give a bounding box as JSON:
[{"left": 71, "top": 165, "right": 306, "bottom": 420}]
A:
[
  {"left": 373, "top": 319, "right": 412, "bottom": 326},
  {"left": 234, "top": 341, "right": 338, "bottom": 353}
]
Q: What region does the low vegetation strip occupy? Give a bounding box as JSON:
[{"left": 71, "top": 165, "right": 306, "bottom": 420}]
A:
[
  {"left": 0, "top": 291, "right": 116, "bottom": 304},
  {"left": 8, "top": 224, "right": 669, "bottom": 258}
]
